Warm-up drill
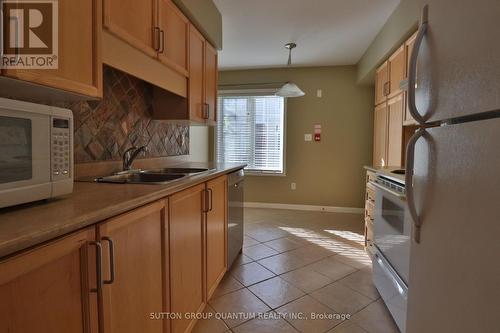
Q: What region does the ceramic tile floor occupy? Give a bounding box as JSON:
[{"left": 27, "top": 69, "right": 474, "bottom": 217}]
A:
[{"left": 193, "top": 208, "right": 399, "bottom": 333}]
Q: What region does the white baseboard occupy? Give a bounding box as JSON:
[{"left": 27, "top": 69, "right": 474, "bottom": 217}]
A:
[{"left": 244, "top": 202, "right": 364, "bottom": 214}]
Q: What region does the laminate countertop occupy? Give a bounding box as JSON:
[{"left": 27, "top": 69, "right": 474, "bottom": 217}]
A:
[{"left": 0, "top": 163, "right": 245, "bottom": 259}]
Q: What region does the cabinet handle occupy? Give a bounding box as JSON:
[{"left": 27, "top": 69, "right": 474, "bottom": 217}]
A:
[
  {"left": 159, "top": 30, "right": 165, "bottom": 54},
  {"left": 102, "top": 237, "right": 115, "bottom": 285},
  {"left": 89, "top": 241, "right": 103, "bottom": 293},
  {"left": 203, "top": 103, "right": 210, "bottom": 119},
  {"left": 202, "top": 189, "right": 209, "bottom": 213},
  {"left": 153, "top": 27, "right": 161, "bottom": 51},
  {"left": 208, "top": 188, "right": 213, "bottom": 212},
  {"left": 408, "top": 5, "right": 428, "bottom": 125}
]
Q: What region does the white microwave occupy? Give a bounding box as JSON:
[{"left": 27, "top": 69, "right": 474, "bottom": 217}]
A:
[{"left": 0, "top": 97, "right": 73, "bottom": 209}]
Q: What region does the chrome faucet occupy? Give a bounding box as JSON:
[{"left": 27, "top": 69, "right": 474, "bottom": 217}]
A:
[{"left": 122, "top": 146, "right": 148, "bottom": 171}]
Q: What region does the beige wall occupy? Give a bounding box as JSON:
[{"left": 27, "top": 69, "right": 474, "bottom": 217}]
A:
[
  {"left": 218, "top": 66, "right": 373, "bottom": 208},
  {"left": 357, "top": 0, "right": 419, "bottom": 85},
  {"left": 186, "top": 126, "right": 210, "bottom": 162}
]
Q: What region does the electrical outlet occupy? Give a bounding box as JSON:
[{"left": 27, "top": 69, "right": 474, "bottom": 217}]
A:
[
  {"left": 316, "top": 89, "right": 322, "bottom": 98},
  {"left": 304, "top": 134, "right": 312, "bottom": 141},
  {"left": 291, "top": 182, "right": 297, "bottom": 190}
]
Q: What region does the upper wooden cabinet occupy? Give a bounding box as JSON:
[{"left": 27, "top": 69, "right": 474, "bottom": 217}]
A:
[
  {"left": 0, "top": 228, "right": 98, "bottom": 333},
  {"left": 98, "top": 200, "right": 167, "bottom": 333},
  {"left": 189, "top": 26, "right": 206, "bottom": 123},
  {"left": 374, "top": 61, "right": 389, "bottom": 106},
  {"left": 387, "top": 94, "right": 404, "bottom": 167},
  {"left": 373, "top": 102, "right": 388, "bottom": 167},
  {"left": 2, "top": 0, "right": 102, "bottom": 98},
  {"left": 204, "top": 42, "right": 218, "bottom": 124},
  {"left": 169, "top": 184, "right": 206, "bottom": 333},
  {"left": 158, "top": 0, "right": 189, "bottom": 76},
  {"left": 388, "top": 45, "right": 406, "bottom": 99},
  {"left": 103, "top": 0, "right": 157, "bottom": 58},
  {"left": 205, "top": 175, "right": 227, "bottom": 300}
]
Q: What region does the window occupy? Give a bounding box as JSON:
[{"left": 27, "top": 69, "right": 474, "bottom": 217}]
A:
[{"left": 216, "top": 93, "right": 285, "bottom": 175}]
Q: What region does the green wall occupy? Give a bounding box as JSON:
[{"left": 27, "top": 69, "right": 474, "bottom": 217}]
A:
[
  {"left": 357, "top": 0, "right": 419, "bottom": 85},
  {"left": 219, "top": 66, "right": 374, "bottom": 209}
]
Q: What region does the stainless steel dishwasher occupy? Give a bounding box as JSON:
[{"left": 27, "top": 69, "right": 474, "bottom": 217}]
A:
[{"left": 227, "top": 169, "right": 244, "bottom": 267}]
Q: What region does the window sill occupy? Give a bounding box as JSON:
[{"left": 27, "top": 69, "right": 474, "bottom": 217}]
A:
[{"left": 245, "top": 171, "right": 287, "bottom": 177}]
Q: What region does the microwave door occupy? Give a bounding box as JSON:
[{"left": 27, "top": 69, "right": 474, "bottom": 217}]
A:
[{"left": 0, "top": 111, "right": 51, "bottom": 191}]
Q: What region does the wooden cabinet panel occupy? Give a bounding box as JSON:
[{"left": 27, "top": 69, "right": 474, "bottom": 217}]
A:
[
  {"left": 158, "top": 0, "right": 189, "bottom": 76},
  {"left": 204, "top": 42, "right": 218, "bottom": 123},
  {"left": 374, "top": 61, "right": 388, "bottom": 106},
  {"left": 388, "top": 45, "right": 406, "bottom": 98},
  {"left": 206, "top": 176, "right": 227, "bottom": 300},
  {"left": 169, "top": 184, "right": 205, "bottom": 333},
  {"left": 373, "top": 103, "right": 388, "bottom": 167},
  {"left": 99, "top": 201, "right": 166, "bottom": 333},
  {"left": 103, "top": 0, "right": 156, "bottom": 57},
  {"left": 3, "top": 0, "right": 102, "bottom": 97},
  {"left": 188, "top": 26, "right": 206, "bottom": 123},
  {"left": 0, "top": 228, "right": 98, "bottom": 333},
  {"left": 387, "top": 94, "right": 404, "bottom": 167}
]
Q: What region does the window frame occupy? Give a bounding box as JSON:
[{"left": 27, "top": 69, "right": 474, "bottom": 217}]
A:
[{"left": 216, "top": 89, "right": 287, "bottom": 176}]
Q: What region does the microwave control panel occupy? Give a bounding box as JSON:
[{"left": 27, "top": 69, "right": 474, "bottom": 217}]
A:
[{"left": 51, "top": 117, "right": 71, "bottom": 180}]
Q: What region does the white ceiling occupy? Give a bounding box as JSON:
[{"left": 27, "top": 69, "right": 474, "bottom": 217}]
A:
[{"left": 213, "top": 0, "right": 400, "bottom": 70}]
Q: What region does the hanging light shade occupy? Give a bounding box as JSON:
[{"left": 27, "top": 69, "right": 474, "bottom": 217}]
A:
[
  {"left": 276, "top": 82, "right": 305, "bottom": 97},
  {"left": 276, "top": 42, "right": 305, "bottom": 98}
]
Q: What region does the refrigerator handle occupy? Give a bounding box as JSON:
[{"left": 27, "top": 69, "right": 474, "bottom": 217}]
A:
[
  {"left": 405, "top": 127, "right": 426, "bottom": 243},
  {"left": 408, "top": 4, "right": 429, "bottom": 125}
]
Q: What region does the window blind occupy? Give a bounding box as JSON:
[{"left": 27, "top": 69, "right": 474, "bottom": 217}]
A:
[{"left": 216, "top": 95, "right": 285, "bottom": 174}]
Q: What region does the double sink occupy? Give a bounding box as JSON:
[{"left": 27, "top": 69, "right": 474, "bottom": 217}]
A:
[{"left": 95, "top": 167, "right": 211, "bottom": 185}]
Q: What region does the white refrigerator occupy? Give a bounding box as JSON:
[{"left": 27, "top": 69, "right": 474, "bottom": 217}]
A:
[{"left": 405, "top": 1, "right": 500, "bottom": 332}]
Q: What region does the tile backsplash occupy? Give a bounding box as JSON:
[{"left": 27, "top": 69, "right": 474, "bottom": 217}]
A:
[{"left": 71, "top": 66, "right": 189, "bottom": 163}]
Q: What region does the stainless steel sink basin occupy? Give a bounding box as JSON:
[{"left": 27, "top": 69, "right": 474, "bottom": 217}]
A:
[
  {"left": 96, "top": 172, "right": 185, "bottom": 184},
  {"left": 143, "top": 167, "right": 209, "bottom": 174}
]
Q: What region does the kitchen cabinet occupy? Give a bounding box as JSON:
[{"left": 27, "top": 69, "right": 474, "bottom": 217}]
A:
[
  {"left": 387, "top": 94, "right": 404, "bottom": 167},
  {"left": 157, "top": 0, "right": 189, "bottom": 76},
  {"left": 205, "top": 175, "right": 227, "bottom": 300},
  {"left": 373, "top": 102, "right": 388, "bottom": 167},
  {"left": 374, "top": 61, "right": 389, "bottom": 106},
  {"left": 204, "top": 42, "right": 218, "bottom": 124},
  {"left": 103, "top": 0, "right": 157, "bottom": 58},
  {"left": 388, "top": 45, "right": 406, "bottom": 99},
  {"left": 188, "top": 26, "right": 206, "bottom": 123},
  {"left": 364, "top": 170, "right": 376, "bottom": 256},
  {"left": 98, "top": 200, "right": 167, "bottom": 333},
  {"left": 2, "top": 0, "right": 102, "bottom": 98},
  {"left": 0, "top": 228, "right": 98, "bottom": 333},
  {"left": 169, "top": 183, "right": 206, "bottom": 333}
]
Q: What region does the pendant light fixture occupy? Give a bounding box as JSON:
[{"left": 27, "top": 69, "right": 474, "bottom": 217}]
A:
[{"left": 276, "top": 42, "right": 305, "bottom": 98}]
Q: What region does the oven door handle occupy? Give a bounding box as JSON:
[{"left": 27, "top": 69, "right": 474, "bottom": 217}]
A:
[{"left": 369, "top": 181, "right": 406, "bottom": 200}]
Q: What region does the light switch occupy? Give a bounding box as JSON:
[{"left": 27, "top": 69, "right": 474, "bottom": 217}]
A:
[
  {"left": 304, "top": 134, "right": 312, "bottom": 141},
  {"left": 291, "top": 182, "right": 297, "bottom": 190},
  {"left": 316, "top": 89, "right": 322, "bottom": 98}
]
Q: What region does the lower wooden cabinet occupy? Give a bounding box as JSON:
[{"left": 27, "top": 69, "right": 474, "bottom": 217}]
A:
[
  {"left": 0, "top": 228, "right": 98, "bottom": 333},
  {"left": 0, "top": 176, "right": 229, "bottom": 333},
  {"left": 205, "top": 175, "right": 227, "bottom": 300},
  {"left": 169, "top": 183, "right": 206, "bottom": 333},
  {"left": 98, "top": 200, "right": 167, "bottom": 333}
]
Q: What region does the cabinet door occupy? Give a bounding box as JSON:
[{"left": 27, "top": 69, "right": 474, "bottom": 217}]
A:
[
  {"left": 206, "top": 175, "right": 227, "bottom": 300},
  {"left": 373, "top": 103, "right": 388, "bottom": 167},
  {"left": 388, "top": 45, "right": 405, "bottom": 98},
  {"left": 158, "top": 0, "right": 189, "bottom": 76},
  {"left": 387, "top": 94, "right": 404, "bottom": 167},
  {"left": 374, "top": 61, "right": 388, "bottom": 106},
  {"left": 3, "top": 0, "right": 102, "bottom": 97},
  {"left": 188, "top": 26, "right": 206, "bottom": 123},
  {"left": 0, "top": 228, "right": 98, "bottom": 333},
  {"left": 204, "top": 42, "right": 218, "bottom": 123},
  {"left": 403, "top": 32, "right": 418, "bottom": 125},
  {"left": 99, "top": 201, "right": 167, "bottom": 333},
  {"left": 169, "top": 184, "right": 205, "bottom": 333},
  {"left": 103, "top": 0, "right": 156, "bottom": 57}
]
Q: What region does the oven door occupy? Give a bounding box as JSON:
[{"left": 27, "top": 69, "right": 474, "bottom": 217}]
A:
[
  {"left": 372, "top": 181, "right": 411, "bottom": 285},
  {"left": 0, "top": 108, "right": 51, "bottom": 194}
]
